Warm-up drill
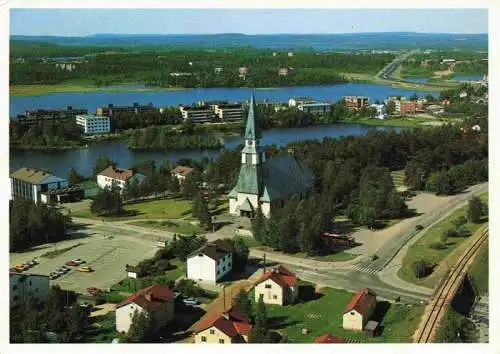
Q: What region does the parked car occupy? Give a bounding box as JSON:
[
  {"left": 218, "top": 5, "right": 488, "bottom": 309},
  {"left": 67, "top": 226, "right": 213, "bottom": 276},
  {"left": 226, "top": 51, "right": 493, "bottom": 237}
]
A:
[
  {"left": 49, "top": 272, "right": 60, "bottom": 279},
  {"left": 25, "top": 259, "right": 38, "bottom": 267},
  {"left": 54, "top": 269, "right": 66, "bottom": 276},
  {"left": 87, "top": 287, "right": 103, "bottom": 296},
  {"left": 72, "top": 259, "right": 85, "bottom": 265},
  {"left": 65, "top": 260, "right": 78, "bottom": 266},
  {"left": 61, "top": 266, "right": 70, "bottom": 272},
  {"left": 10, "top": 267, "right": 22, "bottom": 273},
  {"left": 415, "top": 224, "right": 424, "bottom": 231},
  {"left": 78, "top": 266, "right": 93, "bottom": 273},
  {"left": 182, "top": 298, "right": 200, "bottom": 306},
  {"left": 14, "top": 264, "right": 28, "bottom": 272}
]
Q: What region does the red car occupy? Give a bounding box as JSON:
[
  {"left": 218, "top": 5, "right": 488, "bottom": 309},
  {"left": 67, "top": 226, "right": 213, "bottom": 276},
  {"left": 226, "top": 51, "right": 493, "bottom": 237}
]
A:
[
  {"left": 86, "top": 287, "right": 103, "bottom": 296},
  {"left": 65, "top": 260, "right": 78, "bottom": 266}
]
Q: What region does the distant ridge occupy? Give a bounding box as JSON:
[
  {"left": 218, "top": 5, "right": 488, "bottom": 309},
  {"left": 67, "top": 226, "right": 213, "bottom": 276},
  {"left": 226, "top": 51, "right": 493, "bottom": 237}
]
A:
[{"left": 10, "top": 32, "right": 488, "bottom": 50}]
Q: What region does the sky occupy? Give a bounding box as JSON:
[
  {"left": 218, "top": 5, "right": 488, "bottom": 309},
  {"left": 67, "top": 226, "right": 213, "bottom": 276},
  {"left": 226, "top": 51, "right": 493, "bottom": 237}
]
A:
[{"left": 10, "top": 9, "right": 488, "bottom": 36}]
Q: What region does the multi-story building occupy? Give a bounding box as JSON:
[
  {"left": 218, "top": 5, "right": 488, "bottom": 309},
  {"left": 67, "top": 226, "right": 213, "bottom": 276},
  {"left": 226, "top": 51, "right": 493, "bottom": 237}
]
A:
[
  {"left": 400, "top": 101, "right": 417, "bottom": 115},
  {"left": 187, "top": 239, "right": 233, "bottom": 284},
  {"left": 297, "top": 102, "right": 331, "bottom": 116},
  {"left": 10, "top": 272, "right": 50, "bottom": 308},
  {"left": 76, "top": 114, "right": 111, "bottom": 134},
  {"left": 15, "top": 106, "right": 88, "bottom": 126},
  {"left": 10, "top": 167, "right": 73, "bottom": 204},
  {"left": 96, "top": 103, "right": 156, "bottom": 117},
  {"left": 97, "top": 166, "right": 146, "bottom": 191},
  {"left": 344, "top": 96, "right": 370, "bottom": 110},
  {"left": 370, "top": 104, "right": 387, "bottom": 119},
  {"left": 179, "top": 105, "right": 214, "bottom": 123},
  {"left": 288, "top": 97, "right": 316, "bottom": 107},
  {"left": 213, "top": 104, "right": 245, "bottom": 122}
]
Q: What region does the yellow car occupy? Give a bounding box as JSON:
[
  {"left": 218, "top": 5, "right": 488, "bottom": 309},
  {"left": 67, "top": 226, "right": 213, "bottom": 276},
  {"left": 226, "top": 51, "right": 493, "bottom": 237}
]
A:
[{"left": 77, "top": 266, "right": 93, "bottom": 273}]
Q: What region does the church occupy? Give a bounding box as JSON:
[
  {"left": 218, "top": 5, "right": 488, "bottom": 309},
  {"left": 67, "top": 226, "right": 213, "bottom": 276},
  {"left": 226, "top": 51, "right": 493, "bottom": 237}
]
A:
[{"left": 229, "top": 93, "right": 315, "bottom": 218}]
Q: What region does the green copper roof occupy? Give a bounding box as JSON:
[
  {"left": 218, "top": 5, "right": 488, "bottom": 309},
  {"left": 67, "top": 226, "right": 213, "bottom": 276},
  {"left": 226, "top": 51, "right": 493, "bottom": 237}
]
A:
[
  {"left": 244, "top": 92, "right": 262, "bottom": 140},
  {"left": 232, "top": 165, "right": 261, "bottom": 195}
]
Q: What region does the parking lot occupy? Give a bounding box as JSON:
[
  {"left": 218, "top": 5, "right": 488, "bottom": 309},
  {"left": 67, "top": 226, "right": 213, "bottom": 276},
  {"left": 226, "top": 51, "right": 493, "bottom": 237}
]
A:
[{"left": 10, "top": 233, "right": 159, "bottom": 294}]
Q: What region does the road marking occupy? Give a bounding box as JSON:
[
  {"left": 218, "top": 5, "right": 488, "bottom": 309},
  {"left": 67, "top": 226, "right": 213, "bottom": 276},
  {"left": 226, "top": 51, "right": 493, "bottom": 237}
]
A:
[{"left": 351, "top": 264, "right": 381, "bottom": 275}]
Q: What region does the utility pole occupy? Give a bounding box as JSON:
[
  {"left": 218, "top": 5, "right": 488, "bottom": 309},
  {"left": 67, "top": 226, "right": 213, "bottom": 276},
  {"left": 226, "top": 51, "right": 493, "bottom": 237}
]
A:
[
  {"left": 263, "top": 253, "right": 266, "bottom": 273},
  {"left": 222, "top": 285, "right": 226, "bottom": 311}
]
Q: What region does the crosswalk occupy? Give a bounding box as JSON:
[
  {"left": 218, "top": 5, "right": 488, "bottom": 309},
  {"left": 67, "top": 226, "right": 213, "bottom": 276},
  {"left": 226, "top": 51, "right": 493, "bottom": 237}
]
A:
[{"left": 350, "top": 263, "right": 382, "bottom": 275}]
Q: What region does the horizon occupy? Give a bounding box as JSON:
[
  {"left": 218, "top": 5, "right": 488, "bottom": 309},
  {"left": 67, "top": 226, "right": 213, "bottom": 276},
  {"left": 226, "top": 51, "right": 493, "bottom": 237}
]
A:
[{"left": 10, "top": 9, "right": 488, "bottom": 36}]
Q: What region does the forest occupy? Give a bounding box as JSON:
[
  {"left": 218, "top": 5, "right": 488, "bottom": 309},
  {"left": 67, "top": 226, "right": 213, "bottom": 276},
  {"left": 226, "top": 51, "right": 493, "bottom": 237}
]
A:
[{"left": 10, "top": 49, "right": 393, "bottom": 87}]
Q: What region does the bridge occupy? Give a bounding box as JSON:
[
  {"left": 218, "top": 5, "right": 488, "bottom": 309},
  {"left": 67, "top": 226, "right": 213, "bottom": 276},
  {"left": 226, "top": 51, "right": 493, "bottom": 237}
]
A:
[{"left": 413, "top": 226, "right": 488, "bottom": 343}]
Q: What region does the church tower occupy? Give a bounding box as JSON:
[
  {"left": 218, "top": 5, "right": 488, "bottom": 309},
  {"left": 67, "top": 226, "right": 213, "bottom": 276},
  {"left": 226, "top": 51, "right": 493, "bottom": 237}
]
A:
[{"left": 241, "top": 92, "right": 265, "bottom": 166}]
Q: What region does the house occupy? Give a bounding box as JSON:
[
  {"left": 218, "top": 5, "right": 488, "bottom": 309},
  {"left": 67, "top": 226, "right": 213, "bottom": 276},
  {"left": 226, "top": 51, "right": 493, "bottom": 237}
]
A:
[
  {"left": 288, "top": 52, "right": 294, "bottom": 57},
  {"left": 179, "top": 105, "right": 214, "bottom": 123},
  {"left": 76, "top": 114, "right": 111, "bottom": 134},
  {"left": 187, "top": 239, "right": 233, "bottom": 283},
  {"left": 195, "top": 306, "right": 252, "bottom": 343},
  {"left": 459, "top": 91, "right": 468, "bottom": 98},
  {"left": 115, "top": 284, "right": 175, "bottom": 333},
  {"left": 370, "top": 104, "right": 387, "bottom": 119},
  {"left": 238, "top": 67, "right": 248, "bottom": 75},
  {"left": 229, "top": 93, "right": 314, "bottom": 218},
  {"left": 400, "top": 101, "right": 417, "bottom": 115},
  {"left": 342, "top": 288, "right": 377, "bottom": 331},
  {"left": 288, "top": 96, "right": 315, "bottom": 107},
  {"left": 344, "top": 96, "right": 370, "bottom": 110},
  {"left": 214, "top": 67, "right": 223, "bottom": 74},
  {"left": 441, "top": 58, "right": 456, "bottom": 65},
  {"left": 171, "top": 165, "right": 194, "bottom": 184},
  {"left": 97, "top": 166, "right": 146, "bottom": 191},
  {"left": 253, "top": 265, "right": 298, "bottom": 305},
  {"left": 15, "top": 106, "right": 88, "bottom": 127},
  {"left": 313, "top": 332, "right": 343, "bottom": 343},
  {"left": 472, "top": 124, "right": 481, "bottom": 132},
  {"left": 10, "top": 272, "right": 50, "bottom": 308},
  {"left": 10, "top": 167, "right": 83, "bottom": 204}
]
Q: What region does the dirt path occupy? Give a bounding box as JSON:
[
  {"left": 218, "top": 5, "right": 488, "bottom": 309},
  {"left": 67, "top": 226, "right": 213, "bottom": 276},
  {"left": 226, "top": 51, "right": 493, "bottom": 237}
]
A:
[{"left": 90, "top": 303, "right": 116, "bottom": 317}]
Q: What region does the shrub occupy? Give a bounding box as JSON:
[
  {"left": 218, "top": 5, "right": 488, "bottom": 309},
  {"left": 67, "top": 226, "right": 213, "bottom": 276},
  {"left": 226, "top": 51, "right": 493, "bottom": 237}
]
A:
[
  {"left": 413, "top": 260, "right": 432, "bottom": 278},
  {"left": 452, "top": 216, "right": 468, "bottom": 228},
  {"left": 444, "top": 228, "right": 458, "bottom": 238},
  {"left": 429, "top": 241, "right": 447, "bottom": 250},
  {"left": 455, "top": 225, "right": 472, "bottom": 237},
  {"left": 372, "top": 254, "right": 379, "bottom": 261}
]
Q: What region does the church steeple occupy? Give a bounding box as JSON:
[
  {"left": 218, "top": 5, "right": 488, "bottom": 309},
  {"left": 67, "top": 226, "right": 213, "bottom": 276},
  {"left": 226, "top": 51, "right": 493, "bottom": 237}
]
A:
[
  {"left": 244, "top": 91, "right": 262, "bottom": 140},
  {"left": 241, "top": 91, "right": 265, "bottom": 166}
]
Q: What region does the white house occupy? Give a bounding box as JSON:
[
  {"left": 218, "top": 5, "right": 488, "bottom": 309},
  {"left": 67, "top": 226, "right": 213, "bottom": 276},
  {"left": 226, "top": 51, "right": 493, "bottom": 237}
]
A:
[
  {"left": 76, "top": 114, "right": 111, "bottom": 134},
  {"left": 115, "top": 284, "right": 175, "bottom": 333},
  {"left": 10, "top": 272, "right": 50, "bottom": 308},
  {"left": 288, "top": 96, "right": 315, "bottom": 107},
  {"left": 253, "top": 265, "right": 298, "bottom": 306},
  {"left": 370, "top": 104, "right": 387, "bottom": 119},
  {"left": 342, "top": 288, "right": 377, "bottom": 331},
  {"left": 97, "top": 166, "right": 146, "bottom": 191},
  {"left": 10, "top": 167, "right": 70, "bottom": 204},
  {"left": 187, "top": 239, "right": 233, "bottom": 284}
]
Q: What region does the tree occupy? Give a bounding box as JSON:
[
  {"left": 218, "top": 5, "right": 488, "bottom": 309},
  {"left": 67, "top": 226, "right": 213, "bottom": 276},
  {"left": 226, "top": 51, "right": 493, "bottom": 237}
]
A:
[
  {"left": 90, "top": 183, "right": 123, "bottom": 216},
  {"left": 386, "top": 100, "right": 396, "bottom": 115},
  {"left": 467, "top": 196, "right": 486, "bottom": 223},
  {"left": 67, "top": 166, "right": 83, "bottom": 185},
  {"left": 249, "top": 296, "right": 270, "bottom": 343},
  {"left": 233, "top": 290, "right": 253, "bottom": 319},
  {"left": 93, "top": 156, "right": 116, "bottom": 177},
  {"left": 412, "top": 260, "right": 431, "bottom": 278},
  {"left": 231, "top": 237, "right": 249, "bottom": 273},
  {"left": 122, "top": 311, "right": 153, "bottom": 343},
  {"left": 192, "top": 194, "right": 212, "bottom": 230}
]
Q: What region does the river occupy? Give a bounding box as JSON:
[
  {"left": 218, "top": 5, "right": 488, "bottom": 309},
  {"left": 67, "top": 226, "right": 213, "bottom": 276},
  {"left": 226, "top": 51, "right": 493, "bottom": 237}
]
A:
[
  {"left": 10, "top": 83, "right": 437, "bottom": 116},
  {"left": 10, "top": 123, "right": 402, "bottom": 177}
]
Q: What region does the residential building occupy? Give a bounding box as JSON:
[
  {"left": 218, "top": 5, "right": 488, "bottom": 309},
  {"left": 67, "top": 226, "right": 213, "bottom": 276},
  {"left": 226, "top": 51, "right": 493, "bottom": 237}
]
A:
[
  {"left": 213, "top": 104, "right": 245, "bottom": 122},
  {"left": 187, "top": 239, "right": 233, "bottom": 284},
  {"left": 313, "top": 333, "right": 343, "bottom": 343},
  {"left": 214, "top": 67, "right": 223, "bottom": 74},
  {"left": 76, "top": 114, "right": 111, "bottom": 134},
  {"left": 342, "top": 288, "right": 377, "bottom": 331},
  {"left": 229, "top": 93, "right": 314, "bottom": 218},
  {"left": 15, "top": 106, "right": 88, "bottom": 127},
  {"left": 344, "top": 96, "right": 370, "bottom": 110},
  {"left": 297, "top": 102, "right": 331, "bottom": 116},
  {"left": 253, "top": 265, "right": 298, "bottom": 305},
  {"left": 288, "top": 96, "right": 315, "bottom": 107},
  {"left": 238, "top": 67, "right": 248, "bottom": 75},
  {"left": 97, "top": 166, "right": 146, "bottom": 191},
  {"left": 370, "top": 104, "right": 387, "bottom": 119},
  {"left": 179, "top": 105, "right": 214, "bottom": 123},
  {"left": 115, "top": 285, "right": 175, "bottom": 333},
  {"left": 10, "top": 272, "right": 50, "bottom": 308},
  {"left": 278, "top": 68, "right": 289, "bottom": 76},
  {"left": 96, "top": 103, "right": 156, "bottom": 117},
  {"left": 288, "top": 52, "right": 294, "bottom": 57},
  {"left": 400, "top": 101, "right": 417, "bottom": 115},
  {"left": 171, "top": 165, "right": 194, "bottom": 184},
  {"left": 9, "top": 167, "right": 78, "bottom": 204},
  {"left": 195, "top": 306, "right": 252, "bottom": 343},
  {"left": 441, "top": 58, "right": 456, "bottom": 65}
]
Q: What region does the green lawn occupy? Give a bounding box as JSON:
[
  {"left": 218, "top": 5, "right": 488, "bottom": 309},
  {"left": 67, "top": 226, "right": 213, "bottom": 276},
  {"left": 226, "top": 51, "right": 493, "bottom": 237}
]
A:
[
  {"left": 86, "top": 312, "right": 117, "bottom": 343},
  {"left": 130, "top": 220, "right": 203, "bottom": 235},
  {"left": 469, "top": 242, "right": 488, "bottom": 295},
  {"left": 264, "top": 285, "right": 424, "bottom": 343},
  {"left": 398, "top": 193, "right": 488, "bottom": 288},
  {"left": 72, "top": 197, "right": 193, "bottom": 220}
]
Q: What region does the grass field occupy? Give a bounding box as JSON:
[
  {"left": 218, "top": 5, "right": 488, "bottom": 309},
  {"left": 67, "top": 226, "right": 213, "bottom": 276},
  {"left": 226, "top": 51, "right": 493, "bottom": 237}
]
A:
[
  {"left": 130, "top": 220, "right": 203, "bottom": 235},
  {"left": 468, "top": 242, "right": 488, "bottom": 295},
  {"left": 72, "top": 197, "right": 193, "bottom": 220},
  {"left": 398, "top": 193, "right": 488, "bottom": 288},
  {"left": 264, "top": 285, "right": 424, "bottom": 343},
  {"left": 76, "top": 180, "right": 99, "bottom": 189},
  {"left": 341, "top": 117, "right": 445, "bottom": 129}
]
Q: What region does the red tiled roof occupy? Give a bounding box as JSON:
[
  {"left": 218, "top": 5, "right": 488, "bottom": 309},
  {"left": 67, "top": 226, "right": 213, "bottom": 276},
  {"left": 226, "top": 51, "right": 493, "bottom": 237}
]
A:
[
  {"left": 116, "top": 284, "right": 174, "bottom": 311},
  {"left": 313, "top": 333, "right": 343, "bottom": 343},
  {"left": 344, "top": 288, "right": 376, "bottom": 315},
  {"left": 196, "top": 306, "right": 252, "bottom": 339},
  {"left": 98, "top": 166, "right": 133, "bottom": 182},
  {"left": 172, "top": 165, "right": 194, "bottom": 176},
  {"left": 255, "top": 265, "right": 297, "bottom": 288}
]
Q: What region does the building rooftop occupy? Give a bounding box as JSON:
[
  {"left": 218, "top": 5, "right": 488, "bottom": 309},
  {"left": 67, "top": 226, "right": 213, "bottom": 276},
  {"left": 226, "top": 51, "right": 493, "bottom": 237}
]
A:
[
  {"left": 344, "top": 288, "right": 377, "bottom": 315},
  {"left": 189, "top": 239, "right": 233, "bottom": 261},
  {"left": 172, "top": 165, "right": 194, "bottom": 176},
  {"left": 196, "top": 306, "right": 252, "bottom": 339},
  {"left": 98, "top": 166, "right": 134, "bottom": 182},
  {"left": 313, "top": 332, "right": 343, "bottom": 343},
  {"left": 116, "top": 284, "right": 174, "bottom": 311},
  {"left": 10, "top": 167, "right": 65, "bottom": 185},
  {"left": 255, "top": 265, "right": 297, "bottom": 288}
]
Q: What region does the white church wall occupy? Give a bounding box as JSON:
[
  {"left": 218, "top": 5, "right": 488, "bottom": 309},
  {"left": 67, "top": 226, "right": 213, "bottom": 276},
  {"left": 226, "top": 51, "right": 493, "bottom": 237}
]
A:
[{"left": 261, "top": 202, "right": 271, "bottom": 217}]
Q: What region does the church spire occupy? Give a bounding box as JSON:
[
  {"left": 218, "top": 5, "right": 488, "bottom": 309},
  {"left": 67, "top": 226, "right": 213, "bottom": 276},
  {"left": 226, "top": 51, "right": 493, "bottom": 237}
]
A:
[{"left": 244, "top": 91, "right": 262, "bottom": 140}]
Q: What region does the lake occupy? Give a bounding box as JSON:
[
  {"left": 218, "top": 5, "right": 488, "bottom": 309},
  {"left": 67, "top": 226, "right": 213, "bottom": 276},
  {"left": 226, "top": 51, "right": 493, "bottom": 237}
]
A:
[
  {"left": 10, "top": 83, "right": 437, "bottom": 117},
  {"left": 10, "top": 123, "right": 403, "bottom": 178}
]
